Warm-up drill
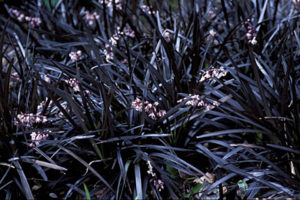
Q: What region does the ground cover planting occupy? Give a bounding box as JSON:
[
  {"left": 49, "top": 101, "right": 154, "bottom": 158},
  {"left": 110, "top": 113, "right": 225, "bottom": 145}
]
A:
[{"left": 0, "top": 0, "right": 299, "bottom": 199}]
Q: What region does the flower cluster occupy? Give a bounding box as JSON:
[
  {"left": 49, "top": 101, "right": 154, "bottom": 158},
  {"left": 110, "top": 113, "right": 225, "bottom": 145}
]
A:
[
  {"left": 199, "top": 66, "right": 227, "bottom": 82},
  {"left": 69, "top": 50, "right": 82, "bottom": 61},
  {"left": 244, "top": 19, "right": 257, "bottom": 45},
  {"left": 104, "top": 26, "right": 135, "bottom": 61},
  {"left": 146, "top": 160, "right": 164, "bottom": 192},
  {"left": 109, "top": 33, "right": 119, "bottom": 46},
  {"left": 177, "top": 94, "right": 220, "bottom": 110},
  {"left": 15, "top": 113, "right": 47, "bottom": 128},
  {"left": 103, "top": 48, "right": 114, "bottom": 61},
  {"left": 65, "top": 78, "right": 80, "bottom": 92},
  {"left": 8, "top": 8, "right": 41, "bottom": 27},
  {"left": 29, "top": 130, "right": 51, "bottom": 147},
  {"left": 132, "top": 98, "right": 166, "bottom": 120},
  {"left": 99, "top": 0, "right": 122, "bottom": 10},
  {"left": 119, "top": 26, "right": 135, "bottom": 38},
  {"left": 104, "top": 33, "right": 120, "bottom": 61},
  {"left": 84, "top": 11, "right": 100, "bottom": 26},
  {"left": 14, "top": 103, "right": 51, "bottom": 147},
  {"left": 141, "top": 5, "right": 156, "bottom": 15},
  {"left": 24, "top": 16, "right": 42, "bottom": 27},
  {"left": 65, "top": 78, "right": 90, "bottom": 95}
]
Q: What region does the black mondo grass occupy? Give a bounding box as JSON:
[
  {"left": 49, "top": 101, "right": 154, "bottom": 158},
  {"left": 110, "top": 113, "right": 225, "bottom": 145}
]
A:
[{"left": 0, "top": 0, "right": 300, "bottom": 199}]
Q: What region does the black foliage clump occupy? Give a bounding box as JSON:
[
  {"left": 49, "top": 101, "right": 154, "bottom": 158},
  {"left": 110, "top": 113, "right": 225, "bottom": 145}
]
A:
[{"left": 0, "top": 0, "right": 299, "bottom": 199}]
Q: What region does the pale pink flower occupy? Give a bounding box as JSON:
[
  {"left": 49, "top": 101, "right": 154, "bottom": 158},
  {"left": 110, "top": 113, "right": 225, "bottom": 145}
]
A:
[
  {"left": 99, "top": 0, "right": 122, "bottom": 10},
  {"left": 157, "top": 110, "right": 166, "bottom": 117},
  {"left": 244, "top": 19, "right": 257, "bottom": 46},
  {"left": 15, "top": 113, "right": 47, "bottom": 128},
  {"left": 27, "top": 17, "right": 42, "bottom": 27},
  {"left": 197, "top": 100, "right": 205, "bottom": 107},
  {"left": 250, "top": 37, "right": 257, "bottom": 45},
  {"left": 132, "top": 98, "right": 143, "bottom": 112},
  {"left": 109, "top": 35, "right": 119, "bottom": 46},
  {"left": 9, "top": 8, "right": 42, "bottom": 27},
  {"left": 209, "top": 29, "right": 216, "bottom": 37},
  {"left": 141, "top": 5, "right": 156, "bottom": 15},
  {"left": 73, "top": 85, "right": 80, "bottom": 92},
  {"left": 69, "top": 50, "right": 82, "bottom": 61},
  {"left": 9, "top": 8, "right": 20, "bottom": 17},
  {"left": 65, "top": 78, "right": 80, "bottom": 92},
  {"left": 147, "top": 160, "right": 164, "bottom": 192},
  {"left": 17, "top": 13, "right": 25, "bottom": 22},
  {"left": 44, "top": 75, "right": 51, "bottom": 83},
  {"left": 29, "top": 130, "right": 50, "bottom": 147},
  {"left": 11, "top": 72, "right": 20, "bottom": 80},
  {"left": 84, "top": 90, "right": 91, "bottom": 95},
  {"left": 151, "top": 178, "right": 164, "bottom": 192},
  {"left": 178, "top": 94, "right": 220, "bottom": 110},
  {"left": 199, "top": 66, "right": 227, "bottom": 82},
  {"left": 145, "top": 103, "right": 153, "bottom": 112},
  {"left": 132, "top": 98, "right": 166, "bottom": 119},
  {"left": 104, "top": 32, "right": 121, "bottom": 61},
  {"left": 123, "top": 26, "right": 135, "bottom": 38},
  {"left": 84, "top": 11, "right": 99, "bottom": 25},
  {"left": 148, "top": 112, "right": 156, "bottom": 119},
  {"left": 178, "top": 94, "right": 201, "bottom": 107},
  {"left": 104, "top": 26, "right": 133, "bottom": 62},
  {"left": 104, "top": 49, "right": 114, "bottom": 61},
  {"left": 9, "top": 8, "right": 24, "bottom": 22}
]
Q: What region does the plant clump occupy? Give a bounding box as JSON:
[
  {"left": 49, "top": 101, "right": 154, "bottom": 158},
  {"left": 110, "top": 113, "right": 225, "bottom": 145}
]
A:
[{"left": 0, "top": 0, "right": 299, "bottom": 199}]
